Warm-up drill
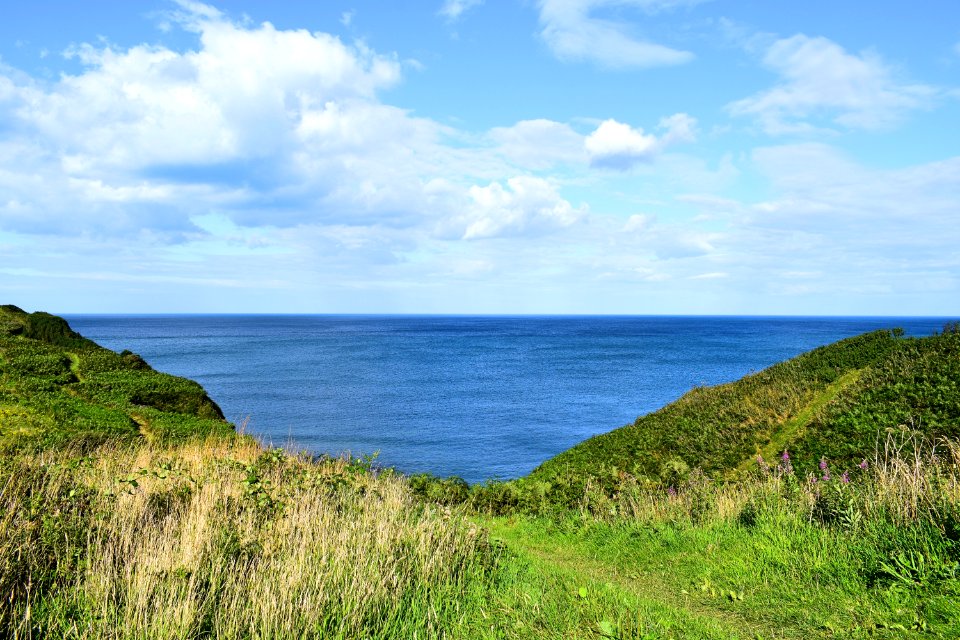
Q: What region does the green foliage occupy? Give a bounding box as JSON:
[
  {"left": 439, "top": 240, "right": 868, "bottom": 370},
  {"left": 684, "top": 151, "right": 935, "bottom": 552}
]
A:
[
  {"left": 0, "top": 306, "right": 232, "bottom": 451},
  {"left": 22, "top": 311, "right": 98, "bottom": 349},
  {"left": 793, "top": 332, "right": 960, "bottom": 467},
  {"left": 0, "top": 443, "right": 510, "bottom": 639},
  {"left": 1, "top": 301, "right": 958, "bottom": 638},
  {"left": 528, "top": 329, "right": 960, "bottom": 499},
  {"left": 409, "top": 472, "right": 471, "bottom": 505}
]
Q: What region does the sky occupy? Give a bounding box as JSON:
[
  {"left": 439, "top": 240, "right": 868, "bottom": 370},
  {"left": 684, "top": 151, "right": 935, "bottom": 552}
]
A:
[{"left": 1, "top": 0, "right": 958, "bottom": 314}]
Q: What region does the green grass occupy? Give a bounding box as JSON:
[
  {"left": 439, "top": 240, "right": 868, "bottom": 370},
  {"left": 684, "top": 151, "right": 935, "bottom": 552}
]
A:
[
  {"left": 515, "top": 329, "right": 960, "bottom": 507},
  {"left": 530, "top": 329, "right": 904, "bottom": 488},
  {"left": 483, "top": 510, "right": 959, "bottom": 639},
  {"left": 0, "top": 306, "right": 231, "bottom": 452},
  {"left": 734, "top": 368, "right": 863, "bottom": 475},
  {"left": 2, "top": 307, "right": 959, "bottom": 638},
  {"left": 4, "top": 435, "right": 957, "bottom": 639}
]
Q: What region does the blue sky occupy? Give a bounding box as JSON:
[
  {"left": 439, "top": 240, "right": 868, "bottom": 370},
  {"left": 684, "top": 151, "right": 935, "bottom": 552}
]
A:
[{"left": 1, "top": 0, "right": 958, "bottom": 314}]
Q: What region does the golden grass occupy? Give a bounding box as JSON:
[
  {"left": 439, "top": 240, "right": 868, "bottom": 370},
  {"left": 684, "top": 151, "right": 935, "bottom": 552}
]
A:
[
  {"left": 2, "top": 437, "right": 496, "bottom": 639},
  {"left": 584, "top": 430, "right": 960, "bottom": 531}
]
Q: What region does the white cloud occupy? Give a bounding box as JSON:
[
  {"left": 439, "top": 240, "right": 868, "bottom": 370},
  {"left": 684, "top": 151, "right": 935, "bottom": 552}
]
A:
[
  {"left": 728, "top": 34, "right": 936, "bottom": 134},
  {"left": 489, "top": 119, "right": 585, "bottom": 169},
  {"left": 0, "top": 2, "right": 460, "bottom": 235},
  {"left": 1, "top": 0, "right": 625, "bottom": 262},
  {"left": 442, "top": 177, "right": 586, "bottom": 240},
  {"left": 537, "top": 0, "right": 696, "bottom": 68},
  {"left": 3, "top": 2, "right": 953, "bottom": 315},
  {"left": 585, "top": 114, "right": 696, "bottom": 168},
  {"left": 697, "top": 144, "right": 960, "bottom": 300},
  {"left": 439, "top": 0, "right": 483, "bottom": 21},
  {"left": 586, "top": 120, "right": 658, "bottom": 165},
  {"left": 8, "top": 10, "right": 404, "bottom": 182},
  {"left": 748, "top": 143, "right": 960, "bottom": 228},
  {"left": 658, "top": 112, "right": 698, "bottom": 144},
  {"left": 622, "top": 213, "right": 653, "bottom": 232}
]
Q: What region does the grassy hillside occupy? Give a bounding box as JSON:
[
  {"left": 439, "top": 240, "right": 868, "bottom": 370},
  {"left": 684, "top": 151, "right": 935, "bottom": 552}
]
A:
[
  {"left": 6, "top": 421, "right": 959, "bottom": 638},
  {"left": 1, "top": 307, "right": 958, "bottom": 638},
  {"left": 528, "top": 328, "right": 960, "bottom": 495},
  {"left": 0, "top": 305, "right": 232, "bottom": 451}
]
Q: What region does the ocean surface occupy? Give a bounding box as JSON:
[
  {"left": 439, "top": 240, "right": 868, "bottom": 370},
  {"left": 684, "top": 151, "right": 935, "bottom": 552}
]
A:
[{"left": 64, "top": 315, "right": 949, "bottom": 483}]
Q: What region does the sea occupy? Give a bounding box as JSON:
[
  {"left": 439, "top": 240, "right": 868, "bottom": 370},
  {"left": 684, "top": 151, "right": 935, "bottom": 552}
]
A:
[{"left": 64, "top": 315, "right": 950, "bottom": 483}]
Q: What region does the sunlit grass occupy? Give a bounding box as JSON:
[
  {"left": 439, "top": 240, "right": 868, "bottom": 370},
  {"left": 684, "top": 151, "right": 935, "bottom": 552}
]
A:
[
  {"left": 3, "top": 432, "right": 958, "bottom": 639},
  {"left": 0, "top": 437, "right": 500, "bottom": 639}
]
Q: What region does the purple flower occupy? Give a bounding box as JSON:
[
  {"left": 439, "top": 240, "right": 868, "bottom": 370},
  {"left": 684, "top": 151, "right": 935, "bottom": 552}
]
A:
[
  {"left": 841, "top": 471, "right": 850, "bottom": 484},
  {"left": 859, "top": 459, "right": 869, "bottom": 470},
  {"left": 822, "top": 471, "right": 831, "bottom": 482},
  {"left": 781, "top": 450, "right": 790, "bottom": 462},
  {"left": 666, "top": 486, "right": 677, "bottom": 497},
  {"left": 819, "top": 458, "right": 828, "bottom": 471}
]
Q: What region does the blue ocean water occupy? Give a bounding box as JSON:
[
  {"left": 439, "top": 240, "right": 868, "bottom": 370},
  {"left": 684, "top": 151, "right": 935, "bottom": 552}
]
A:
[{"left": 64, "top": 315, "right": 949, "bottom": 483}]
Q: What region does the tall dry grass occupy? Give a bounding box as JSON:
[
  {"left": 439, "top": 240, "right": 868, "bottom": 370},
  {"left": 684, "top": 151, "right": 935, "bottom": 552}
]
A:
[
  {"left": 0, "top": 438, "right": 497, "bottom": 639},
  {"left": 585, "top": 430, "right": 960, "bottom": 533}
]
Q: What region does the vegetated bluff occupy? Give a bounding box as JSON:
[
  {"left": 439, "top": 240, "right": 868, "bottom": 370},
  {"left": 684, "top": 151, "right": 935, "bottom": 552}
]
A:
[
  {"left": 3, "top": 304, "right": 958, "bottom": 492},
  {"left": 531, "top": 326, "right": 960, "bottom": 488},
  {"left": 0, "top": 304, "right": 232, "bottom": 451}
]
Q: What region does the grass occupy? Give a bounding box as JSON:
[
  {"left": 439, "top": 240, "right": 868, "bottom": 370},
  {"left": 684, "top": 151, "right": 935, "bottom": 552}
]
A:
[
  {"left": 0, "top": 306, "right": 231, "bottom": 452},
  {"left": 2, "top": 307, "right": 959, "bottom": 638},
  {"left": 2, "top": 432, "right": 957, "bottom": 638},
  {"left": 514, "top": 329, "right": 960, "bottom": 506},
  {"left": 483, "top": 432, "right": 960, "bottom": 638},
  {"left": 1, "top": 438, "right": 498, "bottom": 638},
  {"left": 530, "top": 329, "right": 905, "bottom": 489},
  {"left": 741, "top": 367, "right": 863, "bottom": 475}
]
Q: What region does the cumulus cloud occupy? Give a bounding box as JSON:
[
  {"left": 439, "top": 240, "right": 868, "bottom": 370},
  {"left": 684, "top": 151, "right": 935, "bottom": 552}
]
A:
[
  {"left": 728, "top": 34, "right": 936, "bottom": 134},
  {"left": 585, "top": 113, "right": 696, "bottom": 168},
  {"left": 537, "top": 0, "right": 696, "bottom": 68},
  {"left": 0, "top": 1, "right": 462, "bottom": 235},
  {"left": 0, "top": 0, "right": 700, "bottom": 249},
  {"left": 5, "top": 1, "right": 953, "bottom": 315},
  {"left": 440, "top": 177, "right": 586, "bottom": 240},
  {"left": 29, "top": 12, "right": 402, "bottom": 172}
]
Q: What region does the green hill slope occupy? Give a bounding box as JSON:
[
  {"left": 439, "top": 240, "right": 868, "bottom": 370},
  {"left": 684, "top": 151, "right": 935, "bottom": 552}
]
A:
[
  {"left": 530, "top": 328, "right": 960, "bottom": 490},
  {"left": 0, "top": 305, "right": 233, "bottom": 451}
]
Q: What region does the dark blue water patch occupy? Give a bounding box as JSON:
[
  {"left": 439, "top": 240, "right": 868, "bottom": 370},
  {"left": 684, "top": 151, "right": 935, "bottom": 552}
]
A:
[{"left": 63, "top": 315, "right": 951, "bottom": 483}]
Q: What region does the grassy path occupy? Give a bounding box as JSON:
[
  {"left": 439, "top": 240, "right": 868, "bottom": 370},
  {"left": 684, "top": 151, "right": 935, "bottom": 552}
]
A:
[
  {"left": 65, "top": 351, "right": 82, "bottom": 381},
  {"left": 736, "top": 369, "right": 863, "bottom": 474},
  {"left": 66, "top": 350, "right": 155, "bottom": 442},
  {"left": 480, "top": 517, "right": 803, "bottom": 639}
]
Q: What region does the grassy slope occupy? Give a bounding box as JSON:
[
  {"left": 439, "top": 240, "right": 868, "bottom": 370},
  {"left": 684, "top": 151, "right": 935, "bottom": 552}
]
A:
[
  {"left": 530, "top": 329, "right": 960, "bottom": 491},
  {"left": 0, "top": 305, "right": 232, "bottom": 451},
  {"left": 2, "top": 307, "right": 958, "bottom": 638},
  {"left": 485, "top": 501, "right": 960, "bottom": 640}
]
